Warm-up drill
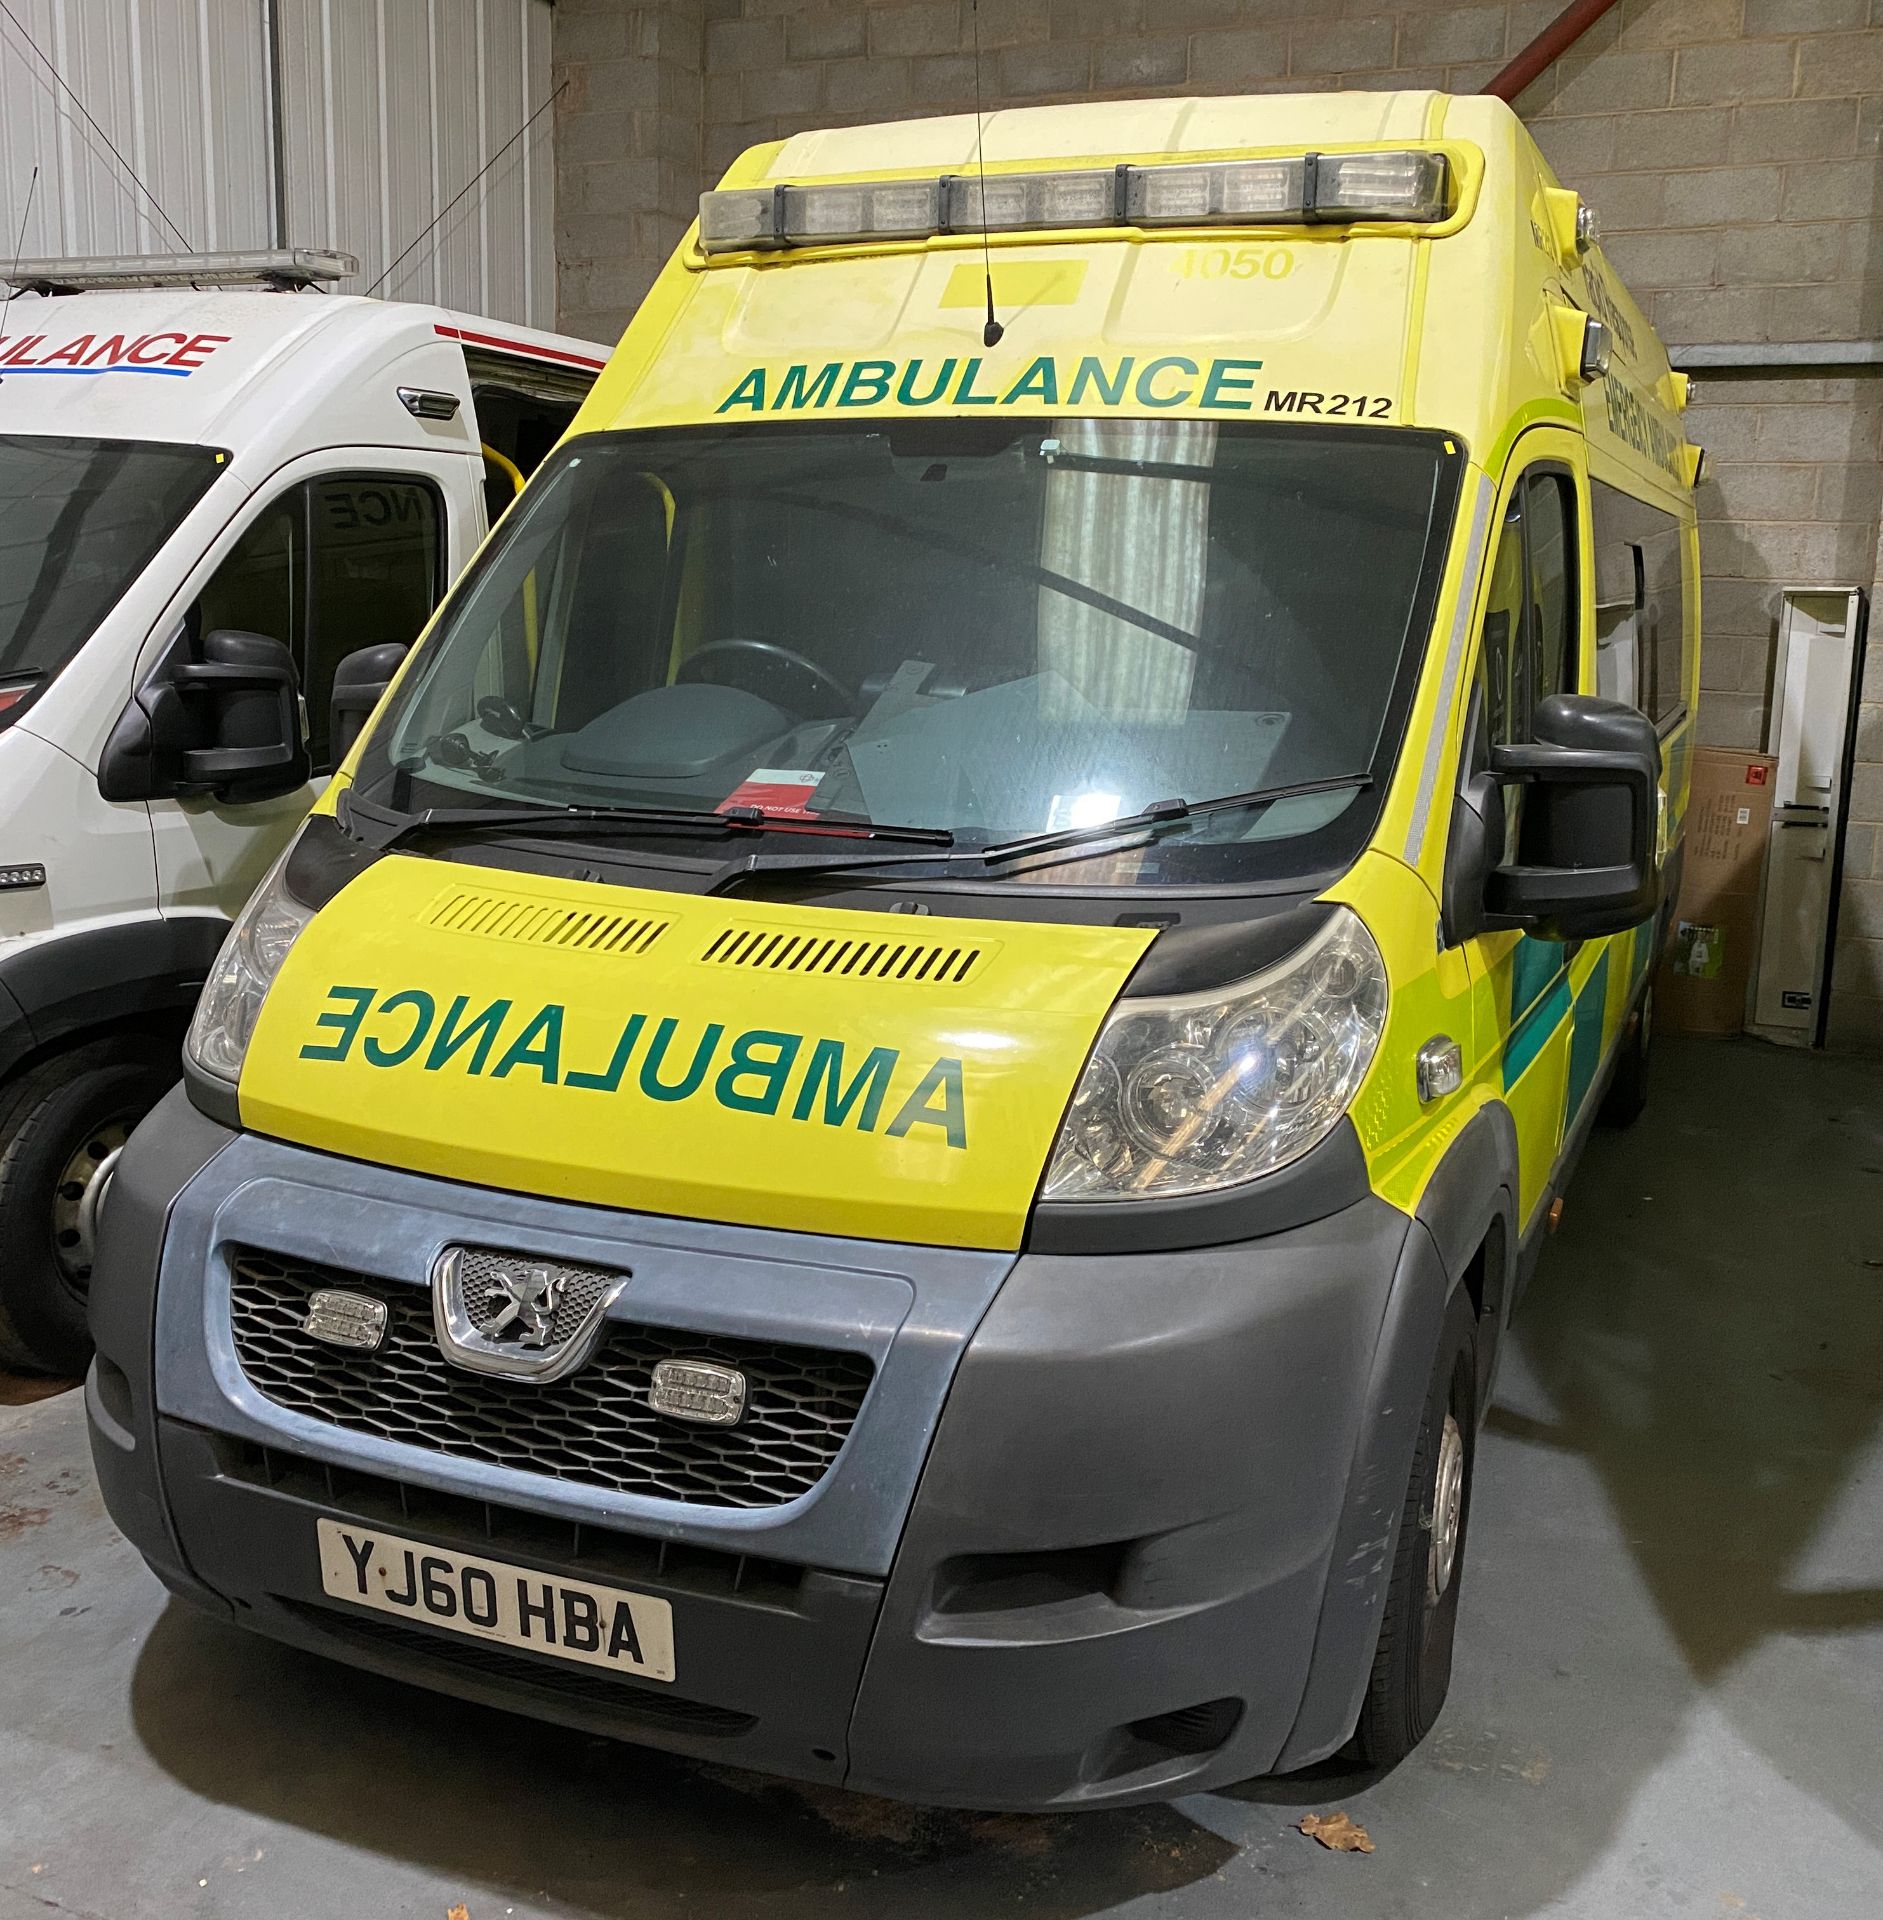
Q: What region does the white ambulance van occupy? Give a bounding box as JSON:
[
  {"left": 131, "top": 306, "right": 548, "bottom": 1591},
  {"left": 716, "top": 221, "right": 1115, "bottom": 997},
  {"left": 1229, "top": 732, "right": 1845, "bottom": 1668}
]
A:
[{"left": 0, "top": 249, "right": 602, "bottom": 1372}]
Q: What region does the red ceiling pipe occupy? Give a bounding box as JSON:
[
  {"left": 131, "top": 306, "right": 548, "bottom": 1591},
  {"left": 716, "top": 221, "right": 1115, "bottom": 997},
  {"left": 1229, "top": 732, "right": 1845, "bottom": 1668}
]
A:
[{"left": 1482, "top": 0, "right": 1625, "bottom": 103}]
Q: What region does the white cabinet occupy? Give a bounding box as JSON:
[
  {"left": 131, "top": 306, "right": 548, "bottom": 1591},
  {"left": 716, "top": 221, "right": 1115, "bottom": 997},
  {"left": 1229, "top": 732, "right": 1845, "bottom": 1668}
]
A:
[{"left": 1751, "top": 588, "right": 1871, "bottom": 1046}]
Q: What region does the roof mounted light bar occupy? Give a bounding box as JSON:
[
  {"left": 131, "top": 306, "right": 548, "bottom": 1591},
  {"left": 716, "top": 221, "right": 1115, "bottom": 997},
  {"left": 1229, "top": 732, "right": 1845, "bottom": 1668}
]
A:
[
  {"left": 699, "top": 151, "right": 1449, "bottom": 255},
  {"left": 1, "top": 247, "right": 359, "bottom": 293}
]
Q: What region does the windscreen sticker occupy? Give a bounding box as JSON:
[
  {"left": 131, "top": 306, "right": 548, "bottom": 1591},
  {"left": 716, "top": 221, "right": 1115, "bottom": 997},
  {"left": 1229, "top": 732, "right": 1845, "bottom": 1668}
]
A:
[
  {"left": 715, "top": 354, "right": 1267, "bottom": 416},
  {"left": 0, "top": 331, "right": 232, "bottom": 378},
  {"left": 718, "top": 769, "right": 825, "bottom": 817}
]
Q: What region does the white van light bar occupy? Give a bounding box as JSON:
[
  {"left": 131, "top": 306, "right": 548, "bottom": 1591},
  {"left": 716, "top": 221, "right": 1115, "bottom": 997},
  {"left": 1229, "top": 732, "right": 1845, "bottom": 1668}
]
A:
[
  {"left": 698, "top": 151, "right": 1449, "bottom": 253},
  {"left": 1, "top": 248, "right": 358, "bottom": 292}
]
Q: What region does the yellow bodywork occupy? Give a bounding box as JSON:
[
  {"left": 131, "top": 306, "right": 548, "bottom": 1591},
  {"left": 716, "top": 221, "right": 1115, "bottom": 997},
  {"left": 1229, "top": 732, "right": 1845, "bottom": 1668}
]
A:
[
  {"left": 242, "top": 857, "right": 1151, "bottom": 1249},
  {"left": 272, "top": 88, "right": 1697, "bottom": 1251}
]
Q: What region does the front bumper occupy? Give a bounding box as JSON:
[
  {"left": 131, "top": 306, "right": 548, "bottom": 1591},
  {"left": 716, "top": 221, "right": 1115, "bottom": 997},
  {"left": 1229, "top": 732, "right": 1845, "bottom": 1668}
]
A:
[{"left": 90, "top": 1088, "right": 1443, "bottom": 1809}]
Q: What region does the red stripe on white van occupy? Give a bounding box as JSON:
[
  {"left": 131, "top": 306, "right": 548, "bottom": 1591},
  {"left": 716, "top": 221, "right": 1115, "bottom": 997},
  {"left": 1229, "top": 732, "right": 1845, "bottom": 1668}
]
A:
[{"left": 434, "top": 324, "right": 607, "bottom": 371}]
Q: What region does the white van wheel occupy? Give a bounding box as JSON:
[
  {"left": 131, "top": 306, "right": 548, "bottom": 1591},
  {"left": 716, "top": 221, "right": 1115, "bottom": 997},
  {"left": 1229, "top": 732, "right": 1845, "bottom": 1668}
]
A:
[
  {"left": 55, "top": 1128, "right": 130, "bottom": 1281},
  {"left": 0, "top": 1040, "right": 175, "bottom": 1375}
]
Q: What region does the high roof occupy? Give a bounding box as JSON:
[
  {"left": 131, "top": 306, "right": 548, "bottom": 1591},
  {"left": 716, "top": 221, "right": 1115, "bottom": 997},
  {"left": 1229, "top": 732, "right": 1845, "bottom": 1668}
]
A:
[{"left": 740, "top": 89, "right": 1519, "bottom": 182}]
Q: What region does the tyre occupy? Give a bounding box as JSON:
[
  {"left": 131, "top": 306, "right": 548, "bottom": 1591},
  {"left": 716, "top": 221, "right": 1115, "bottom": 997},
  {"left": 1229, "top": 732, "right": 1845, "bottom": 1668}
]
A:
[
  {"left": 1351, "top": 1285, "right": 1478, "bottom": 1769},
  {"left": 1597, "top": 984, "right": 1653, "bottom": 1130},
  {"left": 0, "top": 1037, "right": 178, "bottom": 1375}
]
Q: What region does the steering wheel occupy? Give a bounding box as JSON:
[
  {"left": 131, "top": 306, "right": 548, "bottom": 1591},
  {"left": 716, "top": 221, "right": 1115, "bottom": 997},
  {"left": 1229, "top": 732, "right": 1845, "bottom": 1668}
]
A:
[{"left": 676, "top": 638, "right": 853, "bottom": 718}]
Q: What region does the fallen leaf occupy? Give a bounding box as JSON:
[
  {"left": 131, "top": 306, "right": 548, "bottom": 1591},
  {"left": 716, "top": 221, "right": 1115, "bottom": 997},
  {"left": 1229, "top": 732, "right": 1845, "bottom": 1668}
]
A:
[
  {"left": 448, "top": 1906, "right": 471, "bottom": 1920},
  {"left": 1298, "top": 1811, "right": 1375, "bottom": 1854}
]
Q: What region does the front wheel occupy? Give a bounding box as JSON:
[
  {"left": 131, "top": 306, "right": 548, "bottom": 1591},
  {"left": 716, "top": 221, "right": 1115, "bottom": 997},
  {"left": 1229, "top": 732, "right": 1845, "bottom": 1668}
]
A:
[
  {"left": 1350, "top": 1286, "right": 1479, "bottom": 1769},
  {"left": 0, "top": 1038, "right": 178, "bottom": 1374},
  {"left": 1598, "top": 985, "right": 1653, "bottom": 1129}
]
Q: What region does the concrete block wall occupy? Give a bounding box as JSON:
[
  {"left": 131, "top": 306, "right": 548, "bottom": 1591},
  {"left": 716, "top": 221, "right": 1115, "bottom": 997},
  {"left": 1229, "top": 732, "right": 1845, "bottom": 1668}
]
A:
[
  {"left": 554, "top": 0, "right": 706, "bottom": 340},
  {"left": 554, "top": 0, "right": 1883, "bottom": 1047}
]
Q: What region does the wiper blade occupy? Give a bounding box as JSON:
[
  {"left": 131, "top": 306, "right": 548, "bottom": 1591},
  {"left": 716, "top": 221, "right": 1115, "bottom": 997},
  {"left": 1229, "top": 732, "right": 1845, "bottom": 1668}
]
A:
[
  {"left": 976, "top": 771, "right": 1373, "bottom": 867},
  {"left": 702, "top": 823, "right": 960, "bottom": 895},
  {"left": 347, "top": 798, "right": 749, "bottom": 852},
  {"left": 702, "top": 773, "right": 1370, "bottom": 897},
  {"left": 344, "top": 790, "right": 959, "bottom": 858}
]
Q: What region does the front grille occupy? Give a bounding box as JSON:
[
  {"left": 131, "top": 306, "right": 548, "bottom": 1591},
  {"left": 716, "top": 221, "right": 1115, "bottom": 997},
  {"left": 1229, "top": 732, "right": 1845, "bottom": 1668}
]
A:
[
  {"left": 281, "top": 1598, "right": 756, "bottom": 1736},
  {"left": 214, "top": 1437, "right": 808, "bottom": 1610},
  {"left": 228, "top": 1250, "right": 873, "bottom": 1508}
]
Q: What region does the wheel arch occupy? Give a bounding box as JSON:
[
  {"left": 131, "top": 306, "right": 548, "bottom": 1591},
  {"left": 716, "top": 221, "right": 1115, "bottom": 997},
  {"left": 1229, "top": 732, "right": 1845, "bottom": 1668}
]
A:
[
  {"left": 0, "top": 916, "right": 227, "bottom": 1085},
  {"left": 1273, "top": 1100, "right": 1519, "bottom": 1770}
]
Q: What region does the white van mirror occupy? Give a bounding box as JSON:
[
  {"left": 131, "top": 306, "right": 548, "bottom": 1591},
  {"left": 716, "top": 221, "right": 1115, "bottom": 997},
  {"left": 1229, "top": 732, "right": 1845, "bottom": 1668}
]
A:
[
  {"left": 329, "top": 643, "right": 410, "bottom": 764},
  {"left": 99, "top": 628, "right": 310, "bottom": 805}
]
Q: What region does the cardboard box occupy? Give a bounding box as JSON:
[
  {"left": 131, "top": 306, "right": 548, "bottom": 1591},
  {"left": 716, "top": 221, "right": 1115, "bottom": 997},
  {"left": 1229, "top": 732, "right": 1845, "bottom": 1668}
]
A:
[{"left": 1656, "top": 747, "right": 1778, "bottom": 1036}]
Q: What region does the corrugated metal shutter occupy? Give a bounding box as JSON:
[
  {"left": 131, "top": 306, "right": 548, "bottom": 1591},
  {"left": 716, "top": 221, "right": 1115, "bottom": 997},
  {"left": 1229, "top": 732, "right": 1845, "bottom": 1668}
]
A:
[
  {"left": 275, "top": 0, "right": 555, "bottom": 325},
  {"left": 0, "top": 0, "right": 554, "bottom": 327},
  {"left": 0, "top": 0, "right": 271, "bottom": 256}
]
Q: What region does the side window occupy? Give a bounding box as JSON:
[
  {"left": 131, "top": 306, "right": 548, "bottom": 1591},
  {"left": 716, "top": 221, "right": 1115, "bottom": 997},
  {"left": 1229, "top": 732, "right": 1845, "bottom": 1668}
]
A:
[
  {"left": 1643, "top": 515, "right": 1687, "bottom": 726},
  {"left": 1524, "top": 472, "right": 1575, "bottom": 708},
  {"left": 1478, "top": 500, "right": 1525, "bottom": 745},
  {"left": 190, "top": 473, "right": 444, "bottom": 775},
  {"left": 1473, "top": 467, "right": 1580, "bottom": 747},
  {"left": 193, "top": 493, "right": 304, "bottom": 663},
  {"left": 305, "top": 477, "right": 443, "bottom": 767},
  {"left": 1591, "top": 478, "right": 1688, "bottom": 728},
  {"left": 1593, "top": 531, "right": 1643, "bottom": 710}
]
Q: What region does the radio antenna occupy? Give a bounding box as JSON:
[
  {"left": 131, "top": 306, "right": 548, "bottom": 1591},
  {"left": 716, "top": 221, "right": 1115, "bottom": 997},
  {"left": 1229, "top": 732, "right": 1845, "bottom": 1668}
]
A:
[
  {"left": 0, "top": 165, "right": 40, "bottom": 370},
  {"left": 969, "top": 0, "right": 1002, "bottom": 348},
  {"left": 367, "top": 80, "right": 566, "bottom": 300}
]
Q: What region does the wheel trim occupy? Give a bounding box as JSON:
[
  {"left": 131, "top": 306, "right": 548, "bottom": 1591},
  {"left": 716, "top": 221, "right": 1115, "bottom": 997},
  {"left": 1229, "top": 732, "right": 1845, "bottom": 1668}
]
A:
[
  {"left": 1427, "top": 1411, "right": 1465, "bottom": 1607},
  {"left": 52, "top": 1120, "right": 133, "bottom": 1291}
]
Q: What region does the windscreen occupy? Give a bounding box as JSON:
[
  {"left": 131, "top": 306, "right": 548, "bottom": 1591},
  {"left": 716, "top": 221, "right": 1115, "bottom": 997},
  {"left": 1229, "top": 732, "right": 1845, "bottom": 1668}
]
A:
[
  {"left": 359, "top": 420, "right": 1457, "bottom": 884},
  {"left": 0, "top": 435, "right": 224, "bottom": 695}
]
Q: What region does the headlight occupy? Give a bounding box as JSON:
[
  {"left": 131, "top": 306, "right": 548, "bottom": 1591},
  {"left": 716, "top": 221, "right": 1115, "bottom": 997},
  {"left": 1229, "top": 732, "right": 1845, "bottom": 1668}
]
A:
[
  {"left": 186, "top": 835, "right": 315, "bottom": 1084},
  {"left": 1043, "top": 907, "right": 1388, "bottom": 1202}
]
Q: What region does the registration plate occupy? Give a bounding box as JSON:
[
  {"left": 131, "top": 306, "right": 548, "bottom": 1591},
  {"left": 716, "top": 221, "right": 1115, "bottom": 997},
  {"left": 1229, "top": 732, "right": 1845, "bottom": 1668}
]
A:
[{"left": 316, "top": 1518, "right": 676, "bottom": 1683}]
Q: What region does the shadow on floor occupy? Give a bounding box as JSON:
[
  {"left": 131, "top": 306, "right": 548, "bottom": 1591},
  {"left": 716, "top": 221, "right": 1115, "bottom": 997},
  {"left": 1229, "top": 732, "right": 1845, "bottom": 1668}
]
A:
[
  {"left": 1494, "top": 1035, "right": 1883, "bottom": 1857},
  {"left": 0, "top": 1370, "right": 77, "bottom": 1408},
  {"left": 130, "top": 1601, "right": 1235, "bottom": 1919}
]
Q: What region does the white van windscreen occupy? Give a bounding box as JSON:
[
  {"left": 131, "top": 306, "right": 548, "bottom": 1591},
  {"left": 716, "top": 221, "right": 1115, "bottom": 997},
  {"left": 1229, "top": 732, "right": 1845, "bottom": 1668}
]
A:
[
  {"left": 359, "top": 420, "right": 1456, "bottom": 885},
  {"left": 0, "top": 435, "right": 223, "bottom": 702}
]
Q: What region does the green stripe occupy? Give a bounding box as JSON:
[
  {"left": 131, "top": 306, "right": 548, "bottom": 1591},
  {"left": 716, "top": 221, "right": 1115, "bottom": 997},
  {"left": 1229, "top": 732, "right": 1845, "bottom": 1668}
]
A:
[
  {"left": 1565, "top": 951, "right": 1611, "bottom": 1120},
  {"left": 1503, "top": 938, "right": 1573, "bottom": 1091}
]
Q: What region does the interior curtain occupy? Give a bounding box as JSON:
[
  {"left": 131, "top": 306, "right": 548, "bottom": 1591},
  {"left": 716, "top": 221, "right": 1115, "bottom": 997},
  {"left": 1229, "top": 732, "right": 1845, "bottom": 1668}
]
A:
[{"left": 1036, "top": 417, "right": 1217, "bottom": 721}]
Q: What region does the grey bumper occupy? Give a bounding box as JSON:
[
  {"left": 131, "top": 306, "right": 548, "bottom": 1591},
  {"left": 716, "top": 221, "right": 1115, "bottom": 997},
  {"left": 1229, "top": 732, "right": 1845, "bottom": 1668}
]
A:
[{"left": 90, "top": 1087, "right": 1446, "bottom": 1809}]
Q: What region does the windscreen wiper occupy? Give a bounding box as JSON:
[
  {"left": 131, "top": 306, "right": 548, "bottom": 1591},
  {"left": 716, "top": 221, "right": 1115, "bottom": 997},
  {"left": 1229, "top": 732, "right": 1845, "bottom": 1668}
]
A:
[
  {"left": 977, "top": 771, "right": 1372, "bottom": 864},
  {"left": 346, "top": 798, "right": 748, "bottom": 852},
  {"left": 343, "top": 790, "right": 957, "bottom": 856},
  {"left": 703, "top": 772, "right": 1370, "bottom": 896}
]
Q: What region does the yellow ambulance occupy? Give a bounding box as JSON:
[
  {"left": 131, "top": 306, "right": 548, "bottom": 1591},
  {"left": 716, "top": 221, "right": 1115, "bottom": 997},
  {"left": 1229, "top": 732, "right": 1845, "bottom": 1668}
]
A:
[{"left": 90, "top": 89, "right": 1698, "bottom": 1807}]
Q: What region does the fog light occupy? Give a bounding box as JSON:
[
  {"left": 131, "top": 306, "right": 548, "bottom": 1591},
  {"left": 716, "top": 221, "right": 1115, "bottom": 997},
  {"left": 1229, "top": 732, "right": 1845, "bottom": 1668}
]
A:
[{"left": 649, "top": 1358, "right": 747, "bottom": 1426}]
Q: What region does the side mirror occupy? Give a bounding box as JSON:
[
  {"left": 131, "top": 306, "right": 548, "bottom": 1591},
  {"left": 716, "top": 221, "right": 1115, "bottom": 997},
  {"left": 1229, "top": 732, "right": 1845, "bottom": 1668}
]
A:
[
  {"left": 1483, "top": 693, "right": 1661, "bottom": 942},
  {"left": 99, "top": 628, "right": 310, "bottom": 804},
  {"left": 330, "top": 643, "right": 410, "bottom": 764}
]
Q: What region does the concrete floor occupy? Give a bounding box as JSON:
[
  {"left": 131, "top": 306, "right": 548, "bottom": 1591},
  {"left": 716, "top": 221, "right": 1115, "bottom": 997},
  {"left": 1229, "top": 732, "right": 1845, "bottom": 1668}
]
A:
[{"left": 2, "top": 1034, "right": 1880, "bottom": 1920}]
